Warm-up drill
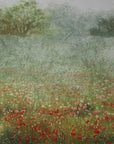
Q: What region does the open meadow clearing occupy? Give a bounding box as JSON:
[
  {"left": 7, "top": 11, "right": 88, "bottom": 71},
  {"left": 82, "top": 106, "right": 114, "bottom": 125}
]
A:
[
  {"left": 0, "top": 0, "right": 114, "bottom": 144},
  {"left": 0, "top": 35, "right": 114, "bottom": 144}
]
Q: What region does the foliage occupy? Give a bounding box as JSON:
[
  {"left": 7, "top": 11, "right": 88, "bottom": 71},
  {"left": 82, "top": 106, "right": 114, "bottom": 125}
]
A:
[
  {"left": 90, "top": 16, "right": 114, "bottom": 36},
  {"left": 0, "top": 0, "right": 50, "bottom": 35}
]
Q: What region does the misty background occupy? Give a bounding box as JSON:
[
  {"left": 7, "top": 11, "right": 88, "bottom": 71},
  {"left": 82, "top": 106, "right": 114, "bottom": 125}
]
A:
[
  {"left": 0, "top": 0, "right": 114, "bottom": 81},
  {"left": 0, "top": 0, "right": 114, "bottom": 11}
]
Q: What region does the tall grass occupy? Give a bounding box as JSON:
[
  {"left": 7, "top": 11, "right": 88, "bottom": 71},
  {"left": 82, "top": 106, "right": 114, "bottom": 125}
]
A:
[{"left": 0, "top": 3, "right": 114, "bottom": 144}]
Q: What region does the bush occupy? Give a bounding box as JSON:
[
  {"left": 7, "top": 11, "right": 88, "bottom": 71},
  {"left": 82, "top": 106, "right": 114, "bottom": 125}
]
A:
[
  {"left": 90, "top": 16, "right": 114, "bottom": 36},
  {"left": 0, "top": 0, "right": 50, "bottom": 35}
]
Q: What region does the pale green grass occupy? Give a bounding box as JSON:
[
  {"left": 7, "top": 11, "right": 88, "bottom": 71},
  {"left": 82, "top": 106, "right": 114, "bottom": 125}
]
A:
[{"left": 0, "top": 34, "right": 114, "bottom": 144}]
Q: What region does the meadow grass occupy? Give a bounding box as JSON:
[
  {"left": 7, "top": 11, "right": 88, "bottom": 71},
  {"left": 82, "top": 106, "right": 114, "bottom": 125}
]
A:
[{"left": 0, "top": 35, "right": 114, "bottom": 144}]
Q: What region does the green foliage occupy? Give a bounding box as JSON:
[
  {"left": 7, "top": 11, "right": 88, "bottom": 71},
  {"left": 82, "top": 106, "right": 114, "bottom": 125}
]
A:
[
  {"left": 90, "top": 16, "right": 114, "bottom": 36},
  {"left": 0, "top": 0, "right": 50, "bottom": 35}
]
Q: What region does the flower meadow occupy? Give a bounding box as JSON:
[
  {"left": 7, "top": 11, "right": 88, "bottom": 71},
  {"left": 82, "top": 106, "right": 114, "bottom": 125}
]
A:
[
  {"left": 0, "top": 70, "right": 114, "bottom": 144},
  {"left": 0, "top": 4, "right": 114, "bottom": 143}
]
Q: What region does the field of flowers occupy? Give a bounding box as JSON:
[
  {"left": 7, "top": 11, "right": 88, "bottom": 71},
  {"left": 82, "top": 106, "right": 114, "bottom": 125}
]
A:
[{"left": 0, "top": 35, "right": 114, "bottom": 144}]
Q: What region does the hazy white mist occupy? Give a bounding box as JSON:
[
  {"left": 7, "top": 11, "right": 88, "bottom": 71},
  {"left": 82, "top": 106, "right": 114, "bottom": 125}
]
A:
[{"left": 0, "top": 0, "right": 114, "bottom": 11}]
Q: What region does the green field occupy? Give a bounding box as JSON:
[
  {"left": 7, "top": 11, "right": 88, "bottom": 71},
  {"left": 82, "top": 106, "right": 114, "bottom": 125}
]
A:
[
  {"left": 0, "top": 34, "right": 114, "bottom": 144},
  {"left": 0, "top": 1, "right": 114, "bottom": 143}
]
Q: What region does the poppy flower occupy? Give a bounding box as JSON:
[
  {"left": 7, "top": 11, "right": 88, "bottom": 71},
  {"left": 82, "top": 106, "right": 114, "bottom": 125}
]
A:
[
  {"left": 56, "top": 109, "right": 59, "bottom": 113},
  {"left": 71, "top": 133, "right": 76, "bottom": 136},
  {"left": 94, "top": 129, "right": 100, "bottom": 134},
  {"left": 104, "top": 137, "right": 107, "bottom": 139},
  {"left": 4, "top": 118, "right": 8, "bottom": 121},
  {"left": 41, "top": 132, "right": 45, "bottom": 136},
  {"left": 93, "top": 111, "right": 97, "bottom": 115},
  {"left": 32, "top": 137, "right": 35, "bottom": 140},
  {"left": 53, "top": 138, "right": 57, "bottom": 141},
  {"left": 105, "top": 116, "right": 110, "bottom": 120},
  {"left": 93, "top": 135, "right": 97, "bottom": 138},
  {"left": 25, "top": 137, "right": 29, "bottom": 140},
  {"left": 86, "top": 120, "right": 90, "bottom": 123},
  {"left": 111, "top": 103, "right": 114, "bottom": 107},
  {"left": 89, "top": 126, "right": 94, "bottom": 130},
  {"left": 20, "top": 110, "right": 25, "bottom": 114},
  {"left": 19, "top": 136, "right": 22, "bottom": 139},
  {"left": 78, "top": 136, "right": 82, "bottom": 140},
  {"left": 48, "top": 134, "right": 51, "bottom": 137},
  {"left": 33, "top": 127, "right": 37, "bottom": 131},
  {"left": 22, "top": 106, "right": 26, "bottom": 109}
]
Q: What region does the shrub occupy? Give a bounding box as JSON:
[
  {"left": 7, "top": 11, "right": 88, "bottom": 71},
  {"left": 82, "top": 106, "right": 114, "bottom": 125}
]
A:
[
  {"left": 90, "top": 16, "right": 114, "bottom": 36},
  {"left": 0, "top": 0, "right": 50, "bottom": 35}
]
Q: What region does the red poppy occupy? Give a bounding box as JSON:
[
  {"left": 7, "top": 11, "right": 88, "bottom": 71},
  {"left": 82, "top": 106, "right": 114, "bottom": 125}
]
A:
[
  {"left": 56, "top": 130, "right": 58, "bottom": 133},
  {"left": 93, "top": 135, "right": 97, "bottom": 138},
  {"left": 111, "top": 117, "right": 114, "bottom": 120},
  {"left": 53, "top": 138, "right": 57, "bottom": 141},
  {"left": 105, "top": 116, "right": 110, "bottom": 120},
  {"left": 7, "top": 114, "right": 10, "bottom": 118},
  {"left": 111, "top": 103, "right": 114, "bottom": 107},
  {"left": 71, "top": 133, "right": 76, "bottom": 136},
  {"left": 16, "top": 126, "right": 19, "bottom": 129},
  {"left": 56, "top": 109, "right": 59, "bottom": 113},
  {"left": 48, "top": 131, "right": 51, "bottom": 134},
  {"left": 94, "top": 121, "right": 97, "bottom": 125},
  {"left": 22, "top": 106, "right": 26, "bottom": 109},
  {"left": 86, "top": 120, "right": 90, "bottom": 123},
  {"left": 33, "top": 127, "right": 37, "bottom": 131},
  {"left": 19, "top": 136, "right": 22, "bottom": 139},
  {"left": 104, "top": 137, "right": 107, "bottom": 139},
  {"left": 48, "top": 134, "right": 51, "bottom": 137},
  {"left": 97, "top": 125, "right": 101, "bottom": 129},
  {"left": 15, "top": 114, "right": 18, "bottom": 116},
  {"left": 89, "top": 126, "right": 94, "bottom": 130},
  {"left": 53, "top": 129, "right": 55, "bottom": 133},
  {"left": 17, "top": 123, "right": 22, "bottom": 126},
  {"left": 20, "top": 110, "right": 25, "bottom": 114},
  {"left": 94, "top": 129, "right": 100, "bottom": 134},
  {"left": 38, "top": 126, "right": 41, "bottom": 130},
  {"left": 93, "top": 111, "right": 97, "bottom": 115},
  {"left": 25, "top": 137, "right": 29, "bottom": 140},
  {"left": 78, "top": 136, "right": 82, "bottom": 140},
  {"left": 32, "top": 137, "right": 35, "bottom": 140},
  {"left": 28, "top": 102, "right": 31, "bottom": 104},
  {"left": 41, "top": 132, "right": 45, "bottom": 136},
  {"left": 4, "top": 118, "right": 8, "bottom": 121}
]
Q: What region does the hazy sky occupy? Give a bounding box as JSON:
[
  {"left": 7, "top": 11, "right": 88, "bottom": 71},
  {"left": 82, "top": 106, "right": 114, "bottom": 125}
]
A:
[{"left": 0, "top": 0, "right": 114, "bottom": 11}]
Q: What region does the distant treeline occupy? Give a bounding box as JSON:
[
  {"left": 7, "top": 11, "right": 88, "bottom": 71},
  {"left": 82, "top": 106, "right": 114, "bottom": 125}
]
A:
[
  {"left": 90, "top": 17, "right": 114, "bottom": 36},
  {"left": 0, "top": 0, "right": 114, "bottom": 36}
]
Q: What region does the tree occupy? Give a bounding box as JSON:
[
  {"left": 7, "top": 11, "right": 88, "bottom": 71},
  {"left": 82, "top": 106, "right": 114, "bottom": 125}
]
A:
[
  {"left": 0, "top": 0, "right": 50, "bottom": 35},
  {"left": 90, "top": 16, "right": 114, "bottom": 36}
]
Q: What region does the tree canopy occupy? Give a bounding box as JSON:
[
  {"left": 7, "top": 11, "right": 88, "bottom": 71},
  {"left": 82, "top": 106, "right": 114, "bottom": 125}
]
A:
[
  {"left": 0, "top": 0, "right": 50, "bottom": 35},
  {"left": 90, "top": 16, "right": 114, "bottom": 36}
]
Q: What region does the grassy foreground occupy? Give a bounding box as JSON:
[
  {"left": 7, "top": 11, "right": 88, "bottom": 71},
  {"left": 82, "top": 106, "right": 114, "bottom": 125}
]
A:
[{"left": 0, "top": 35, "right": 114, "bottom": 144}]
